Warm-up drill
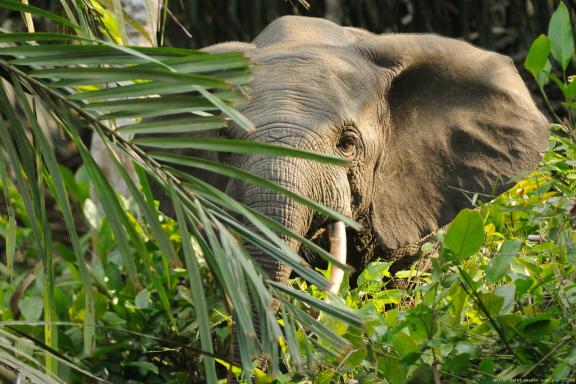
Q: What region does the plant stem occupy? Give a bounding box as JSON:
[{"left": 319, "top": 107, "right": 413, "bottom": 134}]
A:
[{"left": 457, "top": 266, "right": 519, "bottom": 360}]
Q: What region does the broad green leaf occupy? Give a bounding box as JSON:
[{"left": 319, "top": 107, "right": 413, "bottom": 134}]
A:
[
  {"left": 476, "top": 292, "right": 503, "bottom": 318},
  {"left": 486, "top": 239, "right": 522, "bottom": 283},
  {"left": 134, "top": 289, "right": 150, "bottom": 309},
  {"left": 357, "top": 261, "right": 391, "bottom": 288},
  {"left": 391, "top": 331, "right": 417, "bottom": 358},
  {"left": 565, "top": 79, "right": 576, "bottom": 99},
  {"left": 443, "top": 209, "right": 484, "bottom": 259},
  {"left": 524, "top": 34, "right": 551, "bottom": 77},
  {"left": 517, "top": 315, "right": 558, "bottom": 337},
  {"left": 19, "top": 296, "right": 44, "bottom": 321},
  {"left": 494, "top": 284, "right": 516, "bottom": 315},
  {"left": 548, "top": 1, "right": 574, "bottom": 71}
]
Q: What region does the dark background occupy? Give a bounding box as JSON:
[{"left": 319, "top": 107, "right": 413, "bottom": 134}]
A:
[{"left": 169, "top": 0, "right": 557, "bottom": 61}]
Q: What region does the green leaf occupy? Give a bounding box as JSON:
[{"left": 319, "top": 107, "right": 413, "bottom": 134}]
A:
[
  {"left": 443, "top": 209, "right": 484, "bottom": 259},
  {"left": 494, "top": 284, "right": 516, "bottom": 315},
  {"left": 156, "top": 154, "right": 358, "bottom": 230},
  {"left": 134, "top": 289, "right": 150, "bottom": 309},
  {"left": 19, "top": 296, "right": 44, "bottom": 321},
  {"left": 391, "top": 330, "right": 417, "bottom": 358},
  {"left": 10, "top": 78, "right": 96, "bottom": 354},
  {"left": 517, "top": 315, "right": 558, "bottom": 337},
  {"left": 269, "top": 281, "right": 364, "bottom": 328},
  {"left": 171, "top": 186, "right": 217, "bottom": 383},
  {"left": 31, "top": 67, "right": 228, "bottom": 89},
  {"left": 182, "top": 172, "right": 354, "bottom": 277},
  {"left": 357, "top": 261, "right": 391, "bottom": 288},
  {"left": 524, "top": 34, "right": 552, "bottom": 77},
  {"left": 0, "top": 32, "right": 89, "bottom": 42},
  {"left": 548, "top": 1, "right": 574, "bottom": 71},
  {"left": 140, "top": 138, "right": 350, "bottom": 167},
  {"left": 476, "top": 292, "right": 503, "bottom": 318},
  {"left": 536, "top": 60, "right": 552, "bottom": 88},
  {"left": 68, "top": 82, "right": 202, "bottom": 101},
  {"left": 5, "top": 214, "right": 16, "bottom": 280},
  {"left": 486, "top": 239, "right": 522, "bottom": 283},
  {"left": 193, "top": 85, "right": 254, "bottom": 131}
]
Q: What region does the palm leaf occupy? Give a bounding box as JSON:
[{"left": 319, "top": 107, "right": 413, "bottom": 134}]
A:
[{"left": 0, "top": 26, "right": 364, "bottom": 383}]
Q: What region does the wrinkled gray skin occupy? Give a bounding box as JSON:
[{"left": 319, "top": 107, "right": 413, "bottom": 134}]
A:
[
  {"left": 147, "top": 19, "right": 552, "bottom": 362},
  {"left": 156, "top": 16, "right": 550, "bottom": 372},
  {"left": 180, "top": 16, "right": 549, "bottom": 289}
]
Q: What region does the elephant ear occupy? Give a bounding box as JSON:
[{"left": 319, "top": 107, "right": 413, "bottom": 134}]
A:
[{"left": 366, "top": 34, "right": 549, "bottom": 249}]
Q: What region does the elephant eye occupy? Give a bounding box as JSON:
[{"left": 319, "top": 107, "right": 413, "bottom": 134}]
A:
[{"left": 337, "top": 130, "right": 359, "bottom": 157}]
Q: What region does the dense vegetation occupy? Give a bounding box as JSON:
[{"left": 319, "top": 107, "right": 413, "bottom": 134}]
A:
[{"left": 0, "top": 1, "right": 574, "bottom": 384}]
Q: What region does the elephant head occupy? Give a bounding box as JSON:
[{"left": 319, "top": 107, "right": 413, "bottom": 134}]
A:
[{"left": 182, "top": 16, "right": 549, "bottom": 289}]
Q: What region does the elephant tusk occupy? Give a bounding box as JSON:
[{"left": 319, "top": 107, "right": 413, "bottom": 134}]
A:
[{"left": 327, "top": 221, "right": 347, "bottom": 295}]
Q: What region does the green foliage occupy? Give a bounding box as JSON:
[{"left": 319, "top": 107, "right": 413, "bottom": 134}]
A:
[
  {"left": 278, "top": 130, "right": 575, "bottom": 382},
  {"left": 442, "top": 209, "right": 484, "bottom": 260},
  {"left": 268, "top": 2, "right": 576, "bottom": 382},
  {"left": 0, "top": 1, "right": 575, "bottom": 384},
  {"left": 548, "top": 2, "right": 574, "bottom": 71},
  {"left": 0, "top": 1, "right": 360, "bottom": 383}
]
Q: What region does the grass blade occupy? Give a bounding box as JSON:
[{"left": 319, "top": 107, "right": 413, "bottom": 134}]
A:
[{"left": 139, "top": 139, "right": 350, "bottom": 166}]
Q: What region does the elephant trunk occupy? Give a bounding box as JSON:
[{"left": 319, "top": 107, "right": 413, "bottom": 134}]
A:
[
  {"left": 242, "top": 161, "right": 313, "bottom": 286},
  {"left": 226, "top": 152, "right": 351, "bottom": 374},
  {"left": 235, "top": 152, "right": 351, "bottom": 290}
]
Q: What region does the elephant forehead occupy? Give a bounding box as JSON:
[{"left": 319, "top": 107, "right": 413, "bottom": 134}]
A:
[
  {"left": 249, "top": 47, "right": 377, "bottom": 88},
  {"left": 241, "top": 48, "right": 384, "bottom": 127}
]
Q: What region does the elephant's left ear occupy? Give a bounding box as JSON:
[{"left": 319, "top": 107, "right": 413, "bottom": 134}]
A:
[{"left": 365, "top": 34, "right": 550, "bottom": 249}]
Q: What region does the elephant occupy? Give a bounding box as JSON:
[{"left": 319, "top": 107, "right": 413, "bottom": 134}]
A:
[
  {"left": 151, "top": 14, "right": 548, "bottom": 369},
  {"left": 176, "top": 15, "right": 549, "bottom": 285}
]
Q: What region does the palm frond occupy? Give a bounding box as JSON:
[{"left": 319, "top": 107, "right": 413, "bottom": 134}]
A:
[{"left": 0, "top": 13, "right": 363, "bottom": 381}]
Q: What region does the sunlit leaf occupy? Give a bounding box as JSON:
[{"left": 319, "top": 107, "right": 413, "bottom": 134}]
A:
[
  {"left": 548, "top": 1, "right": 574, "bottom": 71},
  {"left": 486, "top": 239, "right": 522, "bottom": 283},
  {"left": 443, "top": 209, "right": 484, "bottom": 259},
  {"left": 524, "top": 34, "right": 551, "bottom": 77}
]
